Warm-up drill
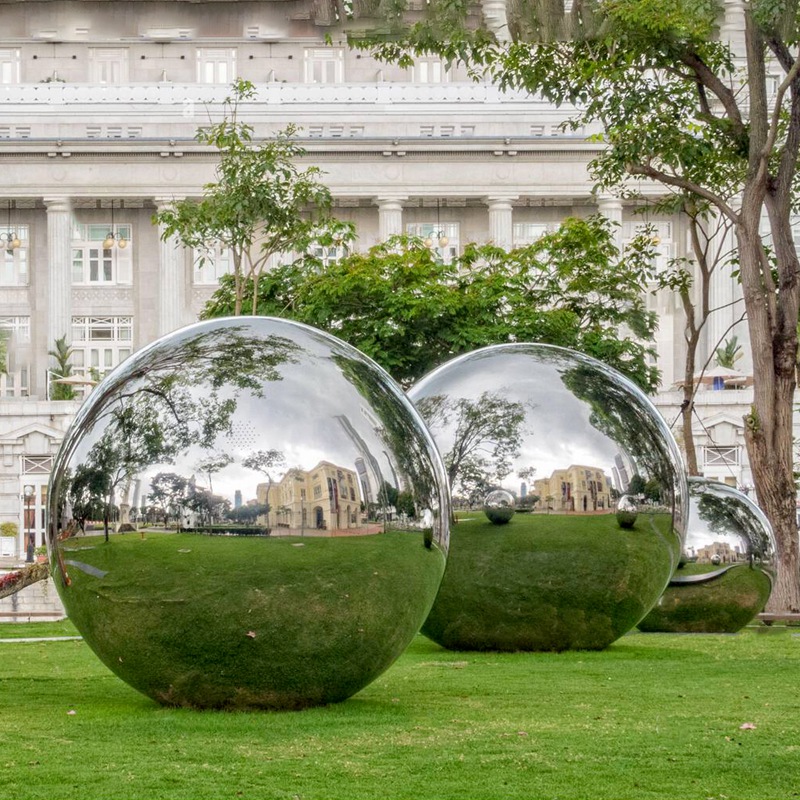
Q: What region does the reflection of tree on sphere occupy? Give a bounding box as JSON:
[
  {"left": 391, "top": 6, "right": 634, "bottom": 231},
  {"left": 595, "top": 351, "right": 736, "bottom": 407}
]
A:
[
  {"left": 48, "top": 317, "right": 449, "bottom": 710},
  {"left": 408, "top": 343, "right": 686, "bottom": 652}
]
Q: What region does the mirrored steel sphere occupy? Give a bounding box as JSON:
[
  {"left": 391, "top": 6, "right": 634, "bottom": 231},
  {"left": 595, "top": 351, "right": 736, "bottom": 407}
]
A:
[
  {"left": 638, "top": 477, "right": 775, "bottom": 633},
  {"left": 47, "top": 317, "right": 449, "bottom": 709},
  {"left": 407, "top": 343, "right": 687, "bottom": 652},
  {"left": 616, "top": 495, "right": 639, "bottom": 529},
  {"left": 484, "top": 489, "right": 515, "bottom": 524}
]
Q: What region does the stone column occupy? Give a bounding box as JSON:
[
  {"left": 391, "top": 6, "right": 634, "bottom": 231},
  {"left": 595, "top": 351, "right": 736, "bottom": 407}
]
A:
[
  {"left": 486, "top": 196, "right": 517, "bottom": 250},
  {"left": 45, "top": 197, "right": 73, "bottom": 353},
  {"left": 376, "top": 196, "right": 406, "bottom": 242},
  {"left": 596, "top": 195, "right": 623, "bottom": 248},
  {"left": 154, "top": 198, "right": 187, "bottom": 337},
  {"left": 481, "top": 0, "right": 510, "bottom": 42},
  {"left": 720, "top": 0, "right": 746, "bottom": 56}
]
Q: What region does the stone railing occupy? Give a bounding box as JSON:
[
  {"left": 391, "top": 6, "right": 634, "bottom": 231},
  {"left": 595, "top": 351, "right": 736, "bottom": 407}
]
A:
[{"left": 0, "top": 81, "right": 541, "bottom": 107}]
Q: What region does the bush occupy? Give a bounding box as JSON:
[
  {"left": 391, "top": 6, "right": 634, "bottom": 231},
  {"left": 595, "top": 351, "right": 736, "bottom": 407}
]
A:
[{"left": 0, "top": 522, "right": 18, "bottom": 537}]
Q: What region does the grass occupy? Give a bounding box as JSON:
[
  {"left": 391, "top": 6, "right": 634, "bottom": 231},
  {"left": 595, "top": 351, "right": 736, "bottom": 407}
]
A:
[
  {"left": 1, "top": 624, "right": 799, "bottom": 799},
  {"left": 54, "top": 530, "right": 445, "bottom": 709},
  {"left": 423, "top": 511, "right": 681, "bottom": 651},
  {"left": 637, "top": 565, "right": 772, "bottom": 633}
]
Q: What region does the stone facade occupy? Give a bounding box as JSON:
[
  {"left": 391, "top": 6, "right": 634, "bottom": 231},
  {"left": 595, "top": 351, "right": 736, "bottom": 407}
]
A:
[{"left": 0, "top": 0, "right": 788, "bottom": 568}]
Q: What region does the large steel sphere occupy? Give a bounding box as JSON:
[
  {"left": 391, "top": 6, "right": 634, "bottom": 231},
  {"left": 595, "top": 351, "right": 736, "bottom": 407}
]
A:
[
  {"left": 638, "top": 478, "right": 775, "bottom": 633},
  {"left": 47, "top": 317, "right": 449, "bottom": 709},
  {"left": 407, "top": 343, "right": 687, "bottom": 652}
]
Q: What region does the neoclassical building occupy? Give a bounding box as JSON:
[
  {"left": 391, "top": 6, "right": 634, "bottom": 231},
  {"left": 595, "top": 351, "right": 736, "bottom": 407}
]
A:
[{"left": 0, "top": 0, "right": 786, "bottom": 560}]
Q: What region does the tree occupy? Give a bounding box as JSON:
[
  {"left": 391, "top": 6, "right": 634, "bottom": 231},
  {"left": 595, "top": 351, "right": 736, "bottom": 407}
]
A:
[
  {"left": 655, "top": 198, "right": 745, "bottom": 475},
  {"left": 149, "top": 472, "right": 189, "bottom": 528},
  {"left": 48, "top": 335, "right": 76, "bottom": 401},
  {"left": 355, "top": 0, "right": 800, "bottom": 610},
  {"left": 415, "top": 390, "right": 526, "bottom": 498},
  {"left": 154, "top": 79, "right": 353, "bottom": 316},
  {"left": 242, "top": 449, "right": 286, "bottom": 527},
  {"left": 203, "top": 216, "right": 661, "bottom": 391}
]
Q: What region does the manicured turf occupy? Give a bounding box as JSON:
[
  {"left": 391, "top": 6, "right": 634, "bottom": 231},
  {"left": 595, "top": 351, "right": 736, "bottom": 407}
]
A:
[
  {"left": 1, "top": 625, "right": 799, "bottom": 799},
  {"left": 422, "top": 511, "right": 681, "bottom": 651},
  {"left": 54, "top": 530, "right": 445, "bottom": 709}
]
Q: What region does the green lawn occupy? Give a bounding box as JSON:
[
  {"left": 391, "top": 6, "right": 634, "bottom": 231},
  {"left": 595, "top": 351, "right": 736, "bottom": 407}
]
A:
[{"left": 1, "top": 625, "right": 799, "bottom": 799}]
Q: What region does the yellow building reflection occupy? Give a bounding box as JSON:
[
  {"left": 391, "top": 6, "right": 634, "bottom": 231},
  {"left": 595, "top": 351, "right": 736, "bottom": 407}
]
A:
[
  {"left": 534, "top": 464, "right": 613, "bottom": 513},
  {"left": 256, "top": 460, "right": 369, "bottom": 535}
]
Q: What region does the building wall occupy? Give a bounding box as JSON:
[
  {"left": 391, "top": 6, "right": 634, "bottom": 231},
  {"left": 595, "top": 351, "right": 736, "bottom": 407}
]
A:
[{"left": 0, "top": 0, "right": 784, "bottom": 560}]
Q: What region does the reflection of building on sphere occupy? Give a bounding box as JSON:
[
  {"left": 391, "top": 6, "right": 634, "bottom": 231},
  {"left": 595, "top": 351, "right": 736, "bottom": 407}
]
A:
[
  {"left": 409, "top": 342, "right": 686, "bottom": 652},
  {"left": 483, "top": 489, "right": 515, "bottom": 524},
  {"left": 47, "top": 316, "right": 449, "bottom": 710},
  {"left": 534, "top": 464, "right": 613, "bottom": 513},
  {"left": 257, "top": 460, "right": 368, "bottom": 534},
  {"left": 710, "top": 553, "right": 722, "bottom": 565}
]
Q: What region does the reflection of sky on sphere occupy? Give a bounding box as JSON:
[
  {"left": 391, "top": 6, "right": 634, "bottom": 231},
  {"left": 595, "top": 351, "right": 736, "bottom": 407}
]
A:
[
  {"left": 683, "top": 478, "right": 775, "bottom": 557},
  {"left": 62, "top": 318, "right": 418, "bottom": 508},
  {"left": 410, "top": 347, "right": 626, "bottom": 492}
]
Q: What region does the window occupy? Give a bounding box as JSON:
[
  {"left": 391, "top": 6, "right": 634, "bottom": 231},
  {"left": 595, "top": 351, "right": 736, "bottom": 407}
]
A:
[
  {"left": 0, "top": 316, "right": 30, "bottom": 398},
  {"left": 704, "top": 445, "right": 740, "bottom": 467},
  {"left": 0, "top": 49, "right": 20, "bottom": 84},
  {"left": 412, "top": 58, "right": 450, "bottom": 83},
  {"left": 622, "top": 221, "right": 674, "bottom": 274},
  {"left": 72, "top": 224, "right": 132, "bottom": 285},
  {"left": 304, "top": 49, "right": 344, "bottom": 84},
  {"left": 89, "top": 48, "right": 129, "bottom": 84},
  {"left": 513, "top": 223, "right": 550, "bottom": 247},
  {"left": 309, "top": 243, "right": 347, "bottom": 268},
  {"left": 193, "top": 245, "right": 233, "bottom": 285},
  {"left": 0, "top": 225, "right": 29, "bottom": 286},
  {"left": 197, "top": 49, "right": 237, "bottom": 84},
  {"left": 406, "top": 222, "right": 460, "bottom": 264},
  {"left": 71, "top": 316, "right": 133, "bottom": 384}
]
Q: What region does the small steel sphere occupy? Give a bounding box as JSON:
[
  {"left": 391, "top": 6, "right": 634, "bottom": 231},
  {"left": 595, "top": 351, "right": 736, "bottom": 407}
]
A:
[{"left": 639, "top": 478, "right": 776, "bottom": 633}]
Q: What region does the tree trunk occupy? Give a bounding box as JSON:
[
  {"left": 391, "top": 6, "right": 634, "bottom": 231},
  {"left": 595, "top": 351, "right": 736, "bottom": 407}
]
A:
[
  {"left": 737, "top": 219, "right": 800, "bottom": 611},
  {"left": 0, "top": 562, "right": 49, "bottom": 600}
]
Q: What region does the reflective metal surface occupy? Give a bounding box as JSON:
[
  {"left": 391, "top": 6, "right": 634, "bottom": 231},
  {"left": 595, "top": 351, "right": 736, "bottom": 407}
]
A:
[
  {"left": 638, "top": 477, "right": 775, "bottom": 633},
  {"left": 483, "top": 489, "right": 515, "bottom": 524},
  {"left": 407, "top": 343, "right": 687, "bottom": 651},
  {"left": 47, "top": 317, "right": 449, "bottom": 709},
  {"left": 615, "top": 495, "right": 639, "bottom": 529}
]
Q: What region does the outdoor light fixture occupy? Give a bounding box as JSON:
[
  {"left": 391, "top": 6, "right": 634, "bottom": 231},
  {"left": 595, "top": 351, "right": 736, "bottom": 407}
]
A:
[
  {"left": 102, "top": 199, "right": 127, "bottom": 250},
  {"left": 424, "top": 198, "right": 449, "bottom": 249},
  {"left": 0, "top": 201, "right": 21, "bottom": 255}
]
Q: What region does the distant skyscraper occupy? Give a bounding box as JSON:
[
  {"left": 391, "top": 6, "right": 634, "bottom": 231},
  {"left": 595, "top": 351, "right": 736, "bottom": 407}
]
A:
[
  {"left": 520, "top": 482, "right": 527, "bottom": 498},
  {"left": 234, "top": 490, "right": 242, "bottom": 509}
]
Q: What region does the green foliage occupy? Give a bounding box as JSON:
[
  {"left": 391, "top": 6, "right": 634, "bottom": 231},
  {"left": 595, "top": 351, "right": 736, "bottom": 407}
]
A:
[
  {"left": 48, "top": 335, "right": 76, "bottom": 401},
  {"left": 627, "top": 473, "right": 647, "bottom": 495},
  {"left": 715, "top": 335, "right": 744, "bottom": 369},
  {"left": 154, "top": 79, "right": 353, "bottom": 316},
  {"left": 0, "top": 522, "right": 17, "bottom": 537},
  {"left": 202, "top": 215, "right": 661, "bottom": 391}
]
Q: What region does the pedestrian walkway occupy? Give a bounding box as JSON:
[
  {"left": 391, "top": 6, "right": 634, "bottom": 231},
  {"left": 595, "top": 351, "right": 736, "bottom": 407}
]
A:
[{"left": 0, "top": 636, "right": 82, "bottom": 643}]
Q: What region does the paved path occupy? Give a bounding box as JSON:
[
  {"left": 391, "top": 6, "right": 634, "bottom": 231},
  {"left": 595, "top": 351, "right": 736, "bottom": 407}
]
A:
[{"left": 0, "top": 636, "right": 83, "bottom": 643}]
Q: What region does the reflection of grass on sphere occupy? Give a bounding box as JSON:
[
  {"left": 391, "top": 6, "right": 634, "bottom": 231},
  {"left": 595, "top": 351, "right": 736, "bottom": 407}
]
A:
[
  {"left": 422, "top": 511, "right": 679, "bottom": 652},
  {"left": 56, "top": 531, "right": 445, "bottom": 710},
  {"left": 637, "top": 564, "right": 772, "bottom": 634}
]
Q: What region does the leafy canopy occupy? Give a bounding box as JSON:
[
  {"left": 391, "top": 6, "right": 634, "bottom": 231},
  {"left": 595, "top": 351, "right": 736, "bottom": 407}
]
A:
[{"left": 202, "top": 215, "right": 662, "bottom": 391}]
